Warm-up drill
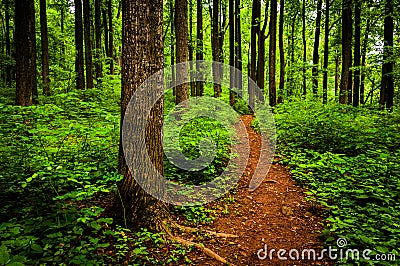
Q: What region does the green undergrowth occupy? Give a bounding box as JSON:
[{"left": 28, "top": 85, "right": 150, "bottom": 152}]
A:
[{"left": 274, "top": 100, "right": 399, "bottom": 265}]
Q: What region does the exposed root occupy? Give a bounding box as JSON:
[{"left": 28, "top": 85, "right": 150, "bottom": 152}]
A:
[{"left": 175, "top": 223, "right": 239, "bottom": 238}]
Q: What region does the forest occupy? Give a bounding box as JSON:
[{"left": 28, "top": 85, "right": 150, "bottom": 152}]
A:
[{"left": 0, "top": 0, "right": 399, "bottom": 265}]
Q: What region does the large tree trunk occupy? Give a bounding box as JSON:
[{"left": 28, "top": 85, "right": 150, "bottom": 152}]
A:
[
  {"left": 302, "top": 0, "right": 306, "bottom": 96},
  {"left": 115, "top": 0, "right": 166, "bottom": 229},
  {"left": 83, "top": 0, "right": 94, "bottom": 89},
  {"left": 339, "top": 0, "right": 352, "bottom": 104},
  {"left": 108, "top": 0, "right": 114, "bottom": 75},
  {"left": 40, "top": 0, "right": 50, "bottom": 96},
  {"left": 311, "top": 0, "right": 322, "bottom": 95},
  {"left": 379, "top": 0, "right": 394, "bottom": 110},
  {"left": 249, "top": 0, "right": 260, "bottom": 109},
  {"left": 75, "top": 0, "right": 85, "bottom": 90},
  {"left": 196, "top": 0, "right": 204, "bottom": 97},
  {"left": 95, "top": 0, "right": 103, "bottom": 82},
  {"left": 269, "top": 0, "right": 277, "bottom": 106},
  {"left": 360, "top": 19, "right": 370, "bottom": 105},
  {"left": 353, "top": 0, "right": 361, "bottom": 107},
  {"left": 322, "top": 0, "right": 329, "bottom": 104},
  {"left": 278, "top": 0, "right": 284, "bottom": 103},
  {"left": 212, "top": 0, "right": 222, "bottom": 97},
  {"left": 5, "top": 0, "right": 12, "bottom": 86},
  {"left": 15, "top": 0, "right": 37, "bottom": 106},
  {"left": 175, "top": 0, "right": 189, "bottom": 105}
]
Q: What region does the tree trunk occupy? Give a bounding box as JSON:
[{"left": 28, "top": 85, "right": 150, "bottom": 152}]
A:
[
  {"left": 103, "top": 9, "right": 109, "bottom": 58},
  {"left": 302, "top": 0, "right": 306, "bottom": 96},
  {"left": 108, "top": 0, "right": 114, "bottom": 75},
  {"left": 5, "top": 0, "right": 12, "bottom": 86},
  {"left": 235, "top": 0, "right": 243, "bottom": 94},
  {"left": 83, "top": 0, "right": 94, "bottom": 89},
  {"left": 75, "top": 0, "right": 85, "bottom": 90},
  {"left": 278, "top": 0, "right": 284, "bottom": 103},
  {"left": 335, "top": 55, "right": 340, "bottom": 97},
  {"left": 212, "top": 0, "right": 222, "bottom": 97},
  {"left": 257, "top": 2, "right": 268, "bottom": 96},
  {"left": 95, "top": 0, "right": 103, "bottom": 81},
  {"left": 287, "top": 11, "right": 297, "bottom": 97},
  {"left": 189, "top": 0, "right": 195, "bottom": 97},
  {"left": 269, "top": 0, "right": 277, "bottom": 106},
  {"left": 322, "top": 0, "right": 329, "bottom": 104},
  {"left": 40, "top": 0, "right": 50, "bottom": 96},
  {"left": 175, "top": 0, "right": 189, "bottom": 104},
  {"left": 339, "top": 0, "right": 352, "bottom": 104},
  {"left": 249, "top": 0, "right": 260, "bottom": 109},
  {"left": 379, "top": 0, "right": 394, "bottom": 110},
  {"left": 115, "top": 0, "right": 166, "bottom": 229},
  {"left": 360, "top": 19, "right": 370, "bottom": 105},
  {"left": 15, "top": 0, "right": 37, "bottom": 106},
  {"left": 353, "top": 0, "right": 361, "bottom": 107},
  {"left": 170, "top": 0, "right": 176, "bottom": 94},
  {"left": 229, "top": 0, "right": 235, "bottom": 106},
  {"left": 312, "top": 0, "right": 322, "bottom": 95}
]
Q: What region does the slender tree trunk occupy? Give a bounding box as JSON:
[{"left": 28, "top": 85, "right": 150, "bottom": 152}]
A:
[
  {"left": 257, "top": 2, "right": 268, "bottom": 95},
  {"left": 353, "top": 0, "right": 361, "bottom": 106},
  {"left": 103, "top": 9, "right": 109, "bottom": 58},
  {"left": 229, "top": 0, "right": 235, "bottom": 105},
  {"left": 83, "top": 0, "right": 94, "bottom": 89},
  {"left": 312, "top": 0, "right": 322, "bottom": 95},
  {"left": 5, "top": 0, "right": 11, "bottom": 85},
  {"left": 15, "top": 0, "right": 37, "bottom": 106},
  {"left": 170, "top": 0, "right": 176, "bottom": 94},
  {"left": 302, "top": 0, "right": 306, "bottom": 96},
  {"left": 115, "top": 0, "right": 166, "bottom": 229},
  {"left": 335, "top": 55, "right": 340, "bottom": 97},
  {"left": 379, "top": 0, "right": 394, "bottom": 110},
  {"left": 108, "top": 0, "right": 114, "bottom": 75},
  {"left": 196, "top": 0, "right": 204, "bottom": 97},
  {"left": 249, "top": 0, "right": 260, "bottom": 108},
  {"left": 339, "top": 0, "right": 352, "bottom": 104},
  {"left": 360, "top": 19, "right": 370, "bottom": 105},
  {"left": 269, "top": 0, "right": 277, "bottom": 106},
  {"left": 189, "top": 0, "right": 195, "bottom": 97},
  {"left": 288, "top": 11, "right": 297, "bottom": 97},
  {"left": 75, "top": 0, "right": 85, "bottom": 90},
  {"left": 175, "top": 0, "right": 189, "bottom": 104},
  {"left": 95, "top": 0, "right": 103, "bottom": 81},
  {"left": 322, "top": 0, "right": 329, "bottom": 104},
  {"left": 40, "top": 0, "right": 50, "bottom": 96},
  {"left": 278, "top": 0, "right": 284, "bottom": 103},
  {"left": 235, "top": 0, "right": 243, "bottom": 94},
  {"left": 212, "top": 0, "right": 222, "bottom": 97}
]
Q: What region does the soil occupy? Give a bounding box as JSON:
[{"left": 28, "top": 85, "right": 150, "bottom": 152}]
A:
[{"left": 175, "top": 115, "right": 332, "bottom": 265}]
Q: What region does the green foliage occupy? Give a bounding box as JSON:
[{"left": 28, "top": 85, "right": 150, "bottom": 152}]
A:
[{"left": 275, "top": 100, "right": 400, "bottom": 265}]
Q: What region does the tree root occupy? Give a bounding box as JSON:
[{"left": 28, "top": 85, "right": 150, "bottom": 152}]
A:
[{"left": 175, "top": 223, "right": 239, "bottom": 238}]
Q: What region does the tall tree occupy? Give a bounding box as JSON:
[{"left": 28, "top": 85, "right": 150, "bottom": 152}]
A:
[
  {"left": 95, "top": 0, "right": 103, "bottom": 81},
  {"left": 311, "top": 0, "right": 322, "bottom": 95},
  {"left": 5, "top": 0, "right": 11, "bottom": 86},
  {"left": 189, "top": 0, "right": 195, "bottom": 97},
  {"left": 352, "top": 0, "right": 361, "bottom": 106},
  {"left": 278, "top": 0, "right": 284, "bottom": 102},
  {"left": 175, "top": 0, "right": 189, "bottom": 104},
  {"left": 249, "top": 0, "right": 260, "bottom": 108},
  {"left": 302, "top": 0, "right": 307, "bottom": 96},
  {"left": 257, "top": 2, "right": 268, "bottom": 94},
  {"left": 269, "top": 0, "right": 277, "bottom": 106},
  {"left": 15, "top": 0, "right": 37, "bottom": 106},
  {"left": 103, "top": 7, "right": 109, "bottom": 59},
  {"left": 229, "top": 0, "right": 235, "bottom": 106},
  {"left": 379, "top": 0, "right": 394, "bottom": 110},
  {"left": 108, "top": 0, "right": 114, "bottom": 75},
  {"left": 196, "top": 0, "right": 204, "bottom": 96},
  {"left": 339, "top": 0, "right": 352, "bottom": 104},
  {"left": 235, "top": 0, "right": 243, "bottom": 94},
  {"left": 212, "top": 0, "right": 222, "bottom": 97},
  {"left": 115, "top": 0, "right": 165, "bottom": 228},
  {"left": 360, "top": 19, "right": 370, "bottom": 104},
  {"left": 40, "top": 0, "right": 50, "bottom": 96},
  {"left": 170, "top": 0, "right": 176, "bottom": 92},
  {"left": 322, "top": 0, "right": 329, "bottom": 104},
  {"left": 83, "top": 0, "right": 94, "bottom": 89},
  {"left": 74, "top": 0, "right": 85, "bottom": 90}
]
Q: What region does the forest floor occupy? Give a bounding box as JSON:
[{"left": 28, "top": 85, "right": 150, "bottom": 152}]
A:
[{"left": 174, "top": 115, "right": 332, "bottom": 265}]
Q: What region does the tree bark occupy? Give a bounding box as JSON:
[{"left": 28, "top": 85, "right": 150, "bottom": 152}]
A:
[
  {"left": 40, "top": 0, "right": 50, "bottom": 96},
  {"left": 196, "top": 0, "right": 204, "bottom": 97},
  {"left": 212, "top": 0, "right": 222, "bottom": 97},
  {"left": 5, "top": 0, "right": 12, "bottom": 85},
  {"left": 235, "top": 0, "right": 243, "bottom": 94},
  {"left": 249, "top": 0, "right": 260, "bottom": 109},
  {"left": 15, "top": 0, "right": 37, "bottom": 106},
  {"left": 278, "top": 0, "right": 284, "bottom": 103},
  {"left": 229, "top": 0, "right": 235, "bottom": 106},
  {"left": 353, "top": 0, "right": 361, "bottom": 106},
  {"left": 302, "top": 0, "right": 306, "bottom": 96},
  {"left": 360, "top": 19, "right": 370, "bottom": 105},
  {"left": 108, "top": 0, "right": 114, "bottom": 75},
  {"left": 189, "top": 0, "right": 195, "bottom": 97},
  {"left": 103, "top": 9, "right": 109, "bottom": 58},
  {"left": 379, "top": 0, "right": 394, "bottom": 110},
  {"left": 75, "top": 0, "right": 85, "bottom": 90},
  {"left": 339, "top": 0, "right": 352, "bottom": 104},
  {"left": 115, "top": 0, "right": 166, "bottom": 229},
  {"left": 257, "top": 2, "right": 268, "bottom": 96},
  {"left": 269, "top": 0, "right": 277, "bottom": 106},
  {"left": 322, "top": 0, "right": 329, "bottom": 104},
  {"left": 175, "top": 0, "right": 189, "bottom": 104},
  {"left": 95, "top": 0, "right": 103, "bottom": 81},
  {"left": 83, "top": 0, "right": 94, "bottom": 89},
  {"left": 312, "top": 0, "right": 322, "bottom": 95}
]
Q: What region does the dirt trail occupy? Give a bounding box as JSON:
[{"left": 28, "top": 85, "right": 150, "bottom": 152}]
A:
[{"left": 181, "top": 115, "right": 331, "bottom": 265}]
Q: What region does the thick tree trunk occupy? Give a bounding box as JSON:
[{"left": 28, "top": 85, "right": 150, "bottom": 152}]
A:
[
  {"left": 95, "top": 0, "right": 103, "bottom": 81},
  {"left": 108, "top": 0, "right": 114, "bottom": 75},
  {"left": 312, "top": 0, "right": 322, "bottom": 95},
  {"left": 339, "top": 0, "right": 352, "bottom": 104},
  {"left": 353, "top": 0, "right": 361, "bottom": 107},
  {"left": 302, "top": 0, "right": 306, "bottom": 96},
  {"left": 269, "top": 0, "right": 277, "bottom": 106},
  {"left": 360, "top": 19, "right": 370, "bottom": 105},
  {"left": 115, "top": 0, "right": 166, "bottom": 229},
  {"left": 175, "top": 0, "right": 189, "bottom": 104},
  {"left": 75, "top": 0, "right": 85, "bottom": 90},
  {"left": 15, "top": 0, "right": 37, "bottom": 106},
  {"left": 40, "top": 0, "right": 50, "bottom": 96},
  {"left": 322, "top": 0, "right": 329, "bottom": 104},
  {"left": 278, "top": 0, "right": 284, "bottom": 103},
  {"left": 379, "top": 0, "right": 394, "bottom": 110},
  {"left": 83, "top": 0, "right": 94, "bottom": 89}
]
